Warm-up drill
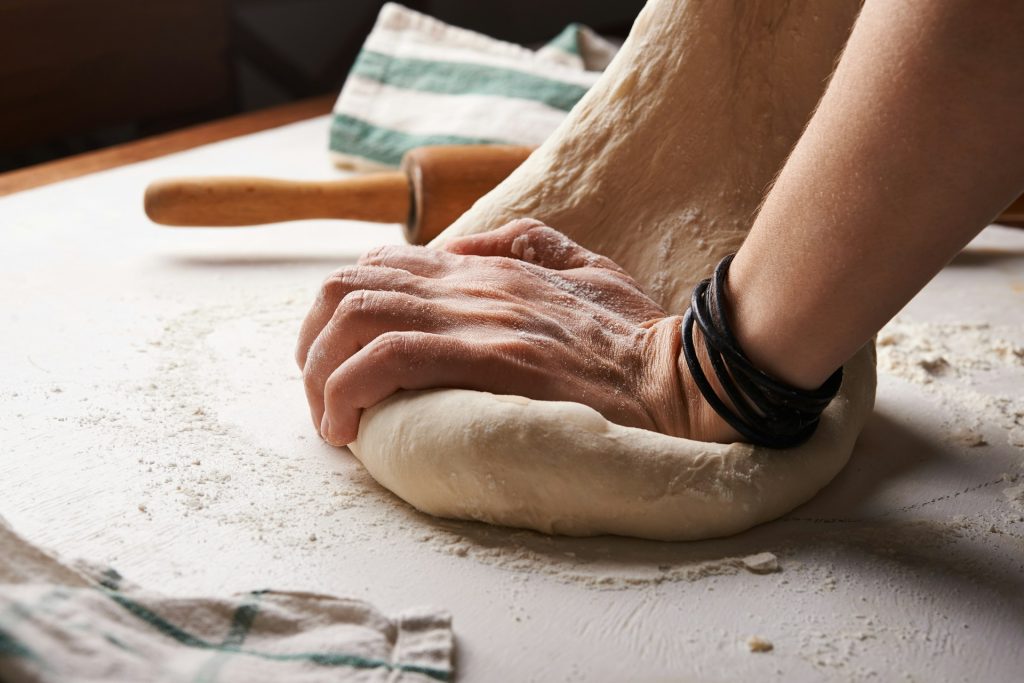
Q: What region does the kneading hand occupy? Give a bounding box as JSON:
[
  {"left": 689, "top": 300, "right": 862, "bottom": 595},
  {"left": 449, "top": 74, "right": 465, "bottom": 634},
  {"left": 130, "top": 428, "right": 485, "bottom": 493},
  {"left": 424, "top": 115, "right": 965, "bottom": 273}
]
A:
[{"left": 296, "top": 219, "right": 717, "bottom": 446}]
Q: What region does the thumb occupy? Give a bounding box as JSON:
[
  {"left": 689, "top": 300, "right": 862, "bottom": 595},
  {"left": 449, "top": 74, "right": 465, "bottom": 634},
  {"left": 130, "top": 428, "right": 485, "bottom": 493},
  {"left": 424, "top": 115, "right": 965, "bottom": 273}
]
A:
[{"left": 444, "top": 218, "right": 623, "bottom": 272}]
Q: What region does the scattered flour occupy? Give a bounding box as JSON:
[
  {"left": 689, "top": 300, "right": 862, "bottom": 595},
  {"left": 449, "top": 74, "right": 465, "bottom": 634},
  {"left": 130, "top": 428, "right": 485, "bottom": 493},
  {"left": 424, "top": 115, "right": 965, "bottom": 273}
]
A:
[
  {"left": 419, "top": 523, "right": 787, "bottom": 589},
  {"left": 1003, "top": 480, "right": 1024, "bottom": 513},
  {"left": 877, "top": 318, "right": 1024, "bottom": 448},
  {"left": 35, "top": 301, "right": 1019, "bottom": 593},
  {"left": 59, "top": 297, "right": 793, "bottom": 589}
]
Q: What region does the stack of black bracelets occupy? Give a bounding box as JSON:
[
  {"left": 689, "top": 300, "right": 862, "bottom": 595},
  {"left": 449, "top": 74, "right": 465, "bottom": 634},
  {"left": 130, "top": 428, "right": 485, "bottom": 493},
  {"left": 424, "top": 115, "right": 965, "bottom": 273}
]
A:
[{"left": 681, "top": 254, "right": 843, "bottom": 448}]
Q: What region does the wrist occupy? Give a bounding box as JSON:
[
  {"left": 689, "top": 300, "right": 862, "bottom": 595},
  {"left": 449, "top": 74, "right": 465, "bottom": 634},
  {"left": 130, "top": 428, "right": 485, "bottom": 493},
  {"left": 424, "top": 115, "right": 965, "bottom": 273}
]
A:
[
  {"left": 639, "top": 316, "right": 690, "bottom": 438},
  {"left": 729, "top": 250, "right": 847, "bottom": 393},
  {"left": 726, "top": 251, "right": 831, "bottom": 391},
  {"left": 675, "top": 323, "right": 744, "bottom": 444},
  {"left": 680, "top": 253, "right": 843, "bottom": 447},
  {"left": 640, "top": 316, "right": 741, "bottom": 443}
]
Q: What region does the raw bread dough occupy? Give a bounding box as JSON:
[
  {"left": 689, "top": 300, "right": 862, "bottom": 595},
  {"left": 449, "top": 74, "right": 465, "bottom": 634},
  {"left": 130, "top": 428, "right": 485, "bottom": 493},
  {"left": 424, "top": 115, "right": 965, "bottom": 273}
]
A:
[
  {"left": 353, "top": 347, "right": 872, "bottom": 541},
  {"left": 349, "top": 0, "right": 876, "bottom": 541}
]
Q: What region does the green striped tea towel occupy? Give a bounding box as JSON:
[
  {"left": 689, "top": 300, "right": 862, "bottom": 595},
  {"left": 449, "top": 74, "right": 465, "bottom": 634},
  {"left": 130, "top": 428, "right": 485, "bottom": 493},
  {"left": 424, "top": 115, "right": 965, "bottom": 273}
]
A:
[
  {"left": 330, "top": 3, "right": 618, "bottom": 171},
  {"left": 0, "top": 517, "right": 453, "bottom": 682}
]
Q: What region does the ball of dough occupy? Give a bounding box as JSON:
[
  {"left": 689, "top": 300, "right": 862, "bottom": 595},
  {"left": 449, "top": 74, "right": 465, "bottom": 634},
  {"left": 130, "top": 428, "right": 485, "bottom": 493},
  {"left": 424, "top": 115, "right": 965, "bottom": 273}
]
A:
[{"left": 350, "top": 344, "right": 875, "bottom": 541}]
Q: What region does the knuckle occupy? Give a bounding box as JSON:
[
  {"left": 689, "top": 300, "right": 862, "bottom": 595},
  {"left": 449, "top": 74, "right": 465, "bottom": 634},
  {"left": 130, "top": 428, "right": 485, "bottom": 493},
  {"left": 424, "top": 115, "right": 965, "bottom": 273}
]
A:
[
  {"left": 359, "top": 244, "right": 405, "bottom": 266},
  {"left": 358, "top": 245, "right": 390, "bottom": 263},
  {"left": 321, "top": 267, "right": 361, "bottom": 298},
  {"left": 322, "top": 371, "right": 346, "bottom": 399},
  {"left": 369, "top": 331, "right": 408, "bottom": 359},
  {"left": 369, "top": 330, "right": 425, "bottom": 360},
  {"left": 338, "top": 288, "right": 370, "bottom": 311},
  {"left": 333, "top": 289, "right": 382, "bottom": 323}
]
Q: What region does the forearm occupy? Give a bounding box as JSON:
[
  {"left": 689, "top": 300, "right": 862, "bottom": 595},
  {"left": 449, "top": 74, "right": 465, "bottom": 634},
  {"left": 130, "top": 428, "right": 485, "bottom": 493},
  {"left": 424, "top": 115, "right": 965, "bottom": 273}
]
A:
[{"left": 729, "top": 0, "right": 1024, "bottom": 390}]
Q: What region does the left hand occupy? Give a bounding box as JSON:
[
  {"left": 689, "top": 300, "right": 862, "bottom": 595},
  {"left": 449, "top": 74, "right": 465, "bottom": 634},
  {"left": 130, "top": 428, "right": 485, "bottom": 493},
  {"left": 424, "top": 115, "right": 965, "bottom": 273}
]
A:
[{"left": 296, "top": 219, "right": 701, "bottom": 446}]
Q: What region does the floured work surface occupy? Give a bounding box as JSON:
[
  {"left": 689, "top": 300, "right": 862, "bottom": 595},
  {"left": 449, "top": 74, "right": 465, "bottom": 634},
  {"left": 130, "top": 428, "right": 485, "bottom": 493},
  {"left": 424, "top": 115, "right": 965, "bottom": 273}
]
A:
[{"left": 2, "top": 117, "right": 1023, "bottom": 681}]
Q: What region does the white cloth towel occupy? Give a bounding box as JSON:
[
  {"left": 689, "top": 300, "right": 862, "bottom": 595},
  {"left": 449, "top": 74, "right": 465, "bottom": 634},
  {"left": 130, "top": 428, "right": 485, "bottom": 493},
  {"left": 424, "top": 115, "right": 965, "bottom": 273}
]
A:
[
  {"left": 0, "top": 517, "right": 453, "bottom": 682},
  {"left": 329, "top": 3, "right": 618, "bottom": 171}
]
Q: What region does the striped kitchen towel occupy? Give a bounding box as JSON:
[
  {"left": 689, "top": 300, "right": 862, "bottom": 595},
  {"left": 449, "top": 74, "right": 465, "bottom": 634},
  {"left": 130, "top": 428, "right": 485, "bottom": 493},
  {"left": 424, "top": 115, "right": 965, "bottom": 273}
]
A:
[
  {"left": 330, "top": 3, "right": 618, "bottom": 171},
  {"left": 0, "top": 516, "right": 453, "bottom": 682}
]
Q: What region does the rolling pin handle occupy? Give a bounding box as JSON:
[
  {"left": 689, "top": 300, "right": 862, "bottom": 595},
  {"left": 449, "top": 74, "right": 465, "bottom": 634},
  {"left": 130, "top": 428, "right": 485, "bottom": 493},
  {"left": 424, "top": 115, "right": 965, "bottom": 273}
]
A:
[{"left": 144, "top": 174, "right": 410, "bottom": 227}]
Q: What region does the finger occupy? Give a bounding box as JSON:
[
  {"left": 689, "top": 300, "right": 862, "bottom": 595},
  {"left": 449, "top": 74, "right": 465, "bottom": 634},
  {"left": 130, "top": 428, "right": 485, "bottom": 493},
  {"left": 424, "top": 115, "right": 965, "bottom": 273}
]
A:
[
  {"left": 357, "top": 244, "right": 460, "bottom": 277},
  {"left": 320, "top": 332, "right": 550, "bottom": 446},
  {"left": 303, "top": 290, "right": 455, "bottom": 427},
  {"left": 441, "top": 218, "right": 547, "bottom": 257},
  {"left": 319, "top": 332, "right": 477, "bottom": 445},
  {"left": 510, "top": 226, "right": 626, "bottom": 273},
  {"left": 445, "top": 219, "right": 626, "bottom": 273},
  {"left": 295, "top": 265, "right": 430, "bottom": 369}
]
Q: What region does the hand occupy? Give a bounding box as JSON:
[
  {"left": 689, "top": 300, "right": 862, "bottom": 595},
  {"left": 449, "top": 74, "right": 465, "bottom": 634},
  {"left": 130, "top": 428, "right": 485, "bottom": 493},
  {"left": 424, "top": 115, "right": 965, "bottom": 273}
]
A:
[{"left": 296, "top": 219, "right": 734, "bottom": 446}]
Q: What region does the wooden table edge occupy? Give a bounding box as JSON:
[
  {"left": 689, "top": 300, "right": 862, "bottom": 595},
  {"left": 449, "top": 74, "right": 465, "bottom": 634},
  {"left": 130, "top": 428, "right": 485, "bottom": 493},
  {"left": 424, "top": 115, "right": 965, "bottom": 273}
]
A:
[{"left": 0, "top": 95, "right": 335, "bottom": 197}]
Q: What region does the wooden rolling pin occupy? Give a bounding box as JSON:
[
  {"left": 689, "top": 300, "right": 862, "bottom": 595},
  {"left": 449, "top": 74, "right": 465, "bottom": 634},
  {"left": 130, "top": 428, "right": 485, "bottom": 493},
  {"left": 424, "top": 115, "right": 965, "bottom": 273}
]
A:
[
  {"left": 146, "top": 143, "right": 1024, "bottom": 242},
  {"left": 144, "top": 145, "right": 535, "bottom": 244}
]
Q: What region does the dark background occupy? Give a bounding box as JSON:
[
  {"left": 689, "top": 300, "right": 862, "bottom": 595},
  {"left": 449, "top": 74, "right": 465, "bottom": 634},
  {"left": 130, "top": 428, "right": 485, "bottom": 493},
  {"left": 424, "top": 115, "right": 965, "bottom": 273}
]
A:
[{"left": 0, "top": 0, "right": 645, "bottom": 173}]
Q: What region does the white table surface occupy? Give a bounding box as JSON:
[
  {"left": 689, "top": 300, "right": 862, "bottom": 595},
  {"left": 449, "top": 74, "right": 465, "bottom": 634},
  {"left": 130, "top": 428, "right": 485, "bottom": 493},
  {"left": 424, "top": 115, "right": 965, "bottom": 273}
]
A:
[{"left": 2, "top": 116, "right": 1023, "bottom": 682}]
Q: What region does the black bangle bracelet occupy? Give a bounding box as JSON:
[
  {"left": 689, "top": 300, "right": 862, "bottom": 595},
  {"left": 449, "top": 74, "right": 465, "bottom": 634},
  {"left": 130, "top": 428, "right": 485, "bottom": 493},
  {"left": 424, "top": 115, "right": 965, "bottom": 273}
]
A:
[{"left": 681, "top": 254, "right": 842, "bottom": 448}]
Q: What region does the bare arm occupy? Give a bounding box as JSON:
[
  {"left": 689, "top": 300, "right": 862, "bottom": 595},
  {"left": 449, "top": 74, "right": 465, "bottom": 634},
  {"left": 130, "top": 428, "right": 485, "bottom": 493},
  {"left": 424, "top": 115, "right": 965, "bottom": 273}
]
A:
[
  {"left": 727, "top": 0, "right": 1024, "bottom": 392},
  {"left": 299, "top": 0, "right": 1024, "bottom": 447}
]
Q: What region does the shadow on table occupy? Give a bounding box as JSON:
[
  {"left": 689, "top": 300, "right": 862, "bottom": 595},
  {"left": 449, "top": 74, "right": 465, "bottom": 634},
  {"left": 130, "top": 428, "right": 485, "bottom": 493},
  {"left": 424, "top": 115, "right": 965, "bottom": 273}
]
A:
[
  {"left": 393, "top": 405, "right": 1023, "bottom": 614},
  {"left": 948, "top": 247, "right": 1024, "bottom": 268},
  {"left": 160, "top": 253, "right": 361, "bottom": 268}
]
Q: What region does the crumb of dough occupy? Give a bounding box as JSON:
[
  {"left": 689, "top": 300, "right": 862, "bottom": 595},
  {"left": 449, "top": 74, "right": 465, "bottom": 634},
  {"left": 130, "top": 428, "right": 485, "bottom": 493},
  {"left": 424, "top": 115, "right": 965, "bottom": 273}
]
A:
[
  {"left": 917, "top": 356, "right": 951, "bottom": 377},
  {"left": 741, "top": 552, "right": 780, "bottom": 574},
  {"left": 748, "top": 636, "right": 774, "bottom": 653},
  {"left": 948, "top": 427, "right": 987, "bottom": 448}
]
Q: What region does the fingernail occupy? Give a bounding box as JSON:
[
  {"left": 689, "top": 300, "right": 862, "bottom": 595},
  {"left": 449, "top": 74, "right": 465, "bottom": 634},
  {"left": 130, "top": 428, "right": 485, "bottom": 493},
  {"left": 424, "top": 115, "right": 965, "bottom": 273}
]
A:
[{"left": 320, "top": 414, "right": 333, "bottom": 442}]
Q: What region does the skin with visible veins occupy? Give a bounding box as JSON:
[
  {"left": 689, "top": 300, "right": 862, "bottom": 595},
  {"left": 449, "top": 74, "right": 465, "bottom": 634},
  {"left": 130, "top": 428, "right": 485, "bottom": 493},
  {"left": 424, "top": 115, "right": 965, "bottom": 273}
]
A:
[{"left": 298, "top": 0, "right": 1024, "bottom": 446}]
